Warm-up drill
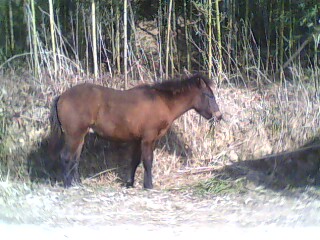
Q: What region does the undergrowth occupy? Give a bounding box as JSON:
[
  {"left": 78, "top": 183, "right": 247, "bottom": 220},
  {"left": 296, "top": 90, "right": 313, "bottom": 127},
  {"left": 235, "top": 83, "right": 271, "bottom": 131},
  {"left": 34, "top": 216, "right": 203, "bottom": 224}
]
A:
[
  {"left": 194, "top": 177, "right": 247, "bottom": 196},
  {"left": 0, "top": 18, "right": 319, "bottom": 189},
  {"left": 0, "top": 65, "right": 319, "bottom": 189},
  {"left": 0, "top": 87, "right": 9, "bottom": 178}
]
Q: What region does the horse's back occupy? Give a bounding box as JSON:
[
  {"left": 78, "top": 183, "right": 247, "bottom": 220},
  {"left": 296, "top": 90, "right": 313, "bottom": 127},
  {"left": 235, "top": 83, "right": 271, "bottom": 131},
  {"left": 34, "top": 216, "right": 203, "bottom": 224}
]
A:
[
  {"left": 57, "top": 83, "right": 172, "bottom": 141},
  {"left": 60, "top": 83, "right": 107, "bottom": 99}
]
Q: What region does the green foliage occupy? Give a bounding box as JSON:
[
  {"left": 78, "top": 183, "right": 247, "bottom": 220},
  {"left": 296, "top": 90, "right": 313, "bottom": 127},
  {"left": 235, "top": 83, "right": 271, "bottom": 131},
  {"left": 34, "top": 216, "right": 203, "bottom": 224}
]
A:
[
  {"left": 298, "top": 2, "right": 319, "bottom": 28},
  {"left": 0, "top": 0, "right": 318, "bottom": 77},
  {"left": 194, "top": 177, "right": 246, "bottom": 196}
]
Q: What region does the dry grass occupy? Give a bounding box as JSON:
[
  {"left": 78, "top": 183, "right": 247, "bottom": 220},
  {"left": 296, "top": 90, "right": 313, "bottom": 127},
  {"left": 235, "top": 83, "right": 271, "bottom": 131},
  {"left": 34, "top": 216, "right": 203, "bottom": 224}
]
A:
[
  {"left": 1, "top": 17, "right": 318, "bottom": 191},
  {"left": 0, "top": 63, "right": 319, "bottom": 190}
]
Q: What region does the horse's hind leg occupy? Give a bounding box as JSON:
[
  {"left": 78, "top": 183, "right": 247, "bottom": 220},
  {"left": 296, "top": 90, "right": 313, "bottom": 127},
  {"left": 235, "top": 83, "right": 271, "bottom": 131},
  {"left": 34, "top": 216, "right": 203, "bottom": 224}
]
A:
[
  {"left": 47, "top": 133, "right": 65, "bottom": 185},
  {"left": 126, "top": 141, "right": 142, "bottom": 188},
  {"left": 70, "top": 142, "right": 83, "bottom": 184},
  {"left": 60, "top": 134, "right": 85, "bottom": 188}
]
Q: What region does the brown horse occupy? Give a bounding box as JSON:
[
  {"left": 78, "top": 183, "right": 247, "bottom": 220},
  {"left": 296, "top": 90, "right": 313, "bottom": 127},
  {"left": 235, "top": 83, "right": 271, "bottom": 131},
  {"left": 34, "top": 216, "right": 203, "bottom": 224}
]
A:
[{"left": 48, "top": 73, "right": 222, "bottom": 189}]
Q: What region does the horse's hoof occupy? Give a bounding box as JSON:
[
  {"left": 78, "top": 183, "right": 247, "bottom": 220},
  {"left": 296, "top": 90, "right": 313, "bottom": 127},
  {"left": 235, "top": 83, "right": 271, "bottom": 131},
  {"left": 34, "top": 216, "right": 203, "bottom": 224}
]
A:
[
  {"left": 143, "top": 184, "right": 153, "bottom": 190},
  {"left": 126, "top": 182, "right": 134, "bottom": 188},
  {"left": 63, "top": 181, "right": 72, "bottom": 188}
]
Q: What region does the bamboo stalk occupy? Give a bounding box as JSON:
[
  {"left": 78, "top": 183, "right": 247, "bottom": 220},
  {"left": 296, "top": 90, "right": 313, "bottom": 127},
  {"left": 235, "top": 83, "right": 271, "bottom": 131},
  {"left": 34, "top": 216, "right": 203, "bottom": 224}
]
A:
[
  {"left": 8, "top": 0, "right": 14, "bottom": 52},
  {"left": 82, "top": 6, "right": 89, "bottom": 75},
  {"left": 30, "top": 0, "right": 39, "bottom": 77},
  {"left": 314, "top": 2, "right": 319, "bottom": 95},
  {"left": 171, "top": 0, "right": 176, "bottom": 75},
  {"left": 4, "top": 3, "right": 9, "bottom": 56},
  {"left": 183, "top": 0, "right": 191, "bottom": 72},
  {"left": 244, "top": 0, "right": 249, "bottom": 80},
  {"left": 49, "top": 0, "right": 57, "bottom": 77},
  {"left": 116, "top": 2, "right": 121, "bottom": 74},
  {"left": 129, "top": 3, "right": 139, "bottom": 80},
  {"left": 165, "top": 0, "right": 173, "bottom": 79},
  {"left": 75, "top": 2, "right": 79, "bottom": 67},
  {"left": 208, "top": 0, "right": 212, "bottom": 78},
  {"left": 266, "top": 0, "right": 272, "bottom": 73},
  {"left": 288, "top": 0, "right": 293, "bottom": 58},
  {"left": 314, "top": 34, "right": 319, "bottom": 96},
  {"left": 279, "top": 0, "right": 284, "bottom": 82},
  {"left": 227, "top": 0, "right": 233, "bottom": 74},
  {"left": 215, "top": 0, "right": 222, "bottom": 83},
  {"left": 92, "top": 0, "right": 98, "bottom": 80},
  {"left": 124, "top": 0, "right": 128, "bottom": 88},
  {"left": 158, "top": 0, "right": 163, "bottom": 79}
]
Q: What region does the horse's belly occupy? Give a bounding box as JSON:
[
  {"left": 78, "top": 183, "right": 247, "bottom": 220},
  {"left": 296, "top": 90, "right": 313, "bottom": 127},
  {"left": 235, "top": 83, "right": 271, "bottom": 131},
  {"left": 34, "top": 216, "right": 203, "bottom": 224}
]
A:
[{"left": 92, "top": 122, "right": 138, "bottom": 141}]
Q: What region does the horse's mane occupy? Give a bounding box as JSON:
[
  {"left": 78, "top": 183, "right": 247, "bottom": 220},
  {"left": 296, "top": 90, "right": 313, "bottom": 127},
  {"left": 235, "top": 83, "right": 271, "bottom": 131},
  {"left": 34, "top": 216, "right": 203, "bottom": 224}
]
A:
[{"left": 150, "top": 73, "right": 212, "bottom": 95}]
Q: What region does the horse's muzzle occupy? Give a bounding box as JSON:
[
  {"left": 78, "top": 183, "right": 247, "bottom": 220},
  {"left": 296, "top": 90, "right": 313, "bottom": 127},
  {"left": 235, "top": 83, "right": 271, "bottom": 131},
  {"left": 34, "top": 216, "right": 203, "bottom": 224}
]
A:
[{"left": 214, "top": 111, "right": 223, "bottom": 121}]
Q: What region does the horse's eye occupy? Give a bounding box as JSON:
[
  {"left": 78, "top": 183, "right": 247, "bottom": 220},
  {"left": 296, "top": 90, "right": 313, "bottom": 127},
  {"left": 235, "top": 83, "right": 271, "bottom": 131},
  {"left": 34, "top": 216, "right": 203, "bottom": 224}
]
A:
[{"left": 204, "top": 93, "right": 214, "bottom": 99}]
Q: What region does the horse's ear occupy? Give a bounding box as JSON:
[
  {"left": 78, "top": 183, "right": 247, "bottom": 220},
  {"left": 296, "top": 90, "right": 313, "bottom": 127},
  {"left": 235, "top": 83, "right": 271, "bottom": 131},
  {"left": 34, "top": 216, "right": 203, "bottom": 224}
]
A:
[{"left": 198, "top": 78, "right": 207, "bottom": 89}]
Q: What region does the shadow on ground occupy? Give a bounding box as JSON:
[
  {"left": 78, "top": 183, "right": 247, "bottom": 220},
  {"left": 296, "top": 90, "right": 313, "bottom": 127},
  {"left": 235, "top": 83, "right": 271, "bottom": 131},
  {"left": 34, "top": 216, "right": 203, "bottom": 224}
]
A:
[
  {"left": 27, "top": 128, "right": 192, "bottom": 185},
  {"left": 28, "top": 129, "right": 320, "bottom": 190},
  {"left": 216, "top": 142, "right": 320, "bottom": 190}
]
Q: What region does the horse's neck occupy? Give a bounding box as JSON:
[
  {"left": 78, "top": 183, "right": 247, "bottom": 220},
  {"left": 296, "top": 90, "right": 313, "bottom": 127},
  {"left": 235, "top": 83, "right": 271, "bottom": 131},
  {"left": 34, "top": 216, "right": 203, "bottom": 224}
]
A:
[{"left": 168, "top": 90, "right": 195, "bottom": 121}]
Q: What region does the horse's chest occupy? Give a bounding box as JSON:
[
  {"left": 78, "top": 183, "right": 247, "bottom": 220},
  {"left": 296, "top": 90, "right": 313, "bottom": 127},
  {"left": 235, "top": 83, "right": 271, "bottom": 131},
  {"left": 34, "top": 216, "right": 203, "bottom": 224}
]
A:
[
  {"left": 155, "top": 120, "right": 170, "bottom": 139},
  {"left": 145, "top": 120, "right": 170, "bottom": 140}
]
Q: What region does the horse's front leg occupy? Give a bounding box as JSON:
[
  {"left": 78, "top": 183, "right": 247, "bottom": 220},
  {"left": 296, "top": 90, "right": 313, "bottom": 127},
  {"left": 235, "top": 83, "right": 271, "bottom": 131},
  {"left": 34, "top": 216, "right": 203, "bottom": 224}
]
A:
[
  {"left": 126, "top": 141, "right": 142, "bottom": 188},
  {"left": 141, "top": 140, "right": 155, "bottom": 189}
]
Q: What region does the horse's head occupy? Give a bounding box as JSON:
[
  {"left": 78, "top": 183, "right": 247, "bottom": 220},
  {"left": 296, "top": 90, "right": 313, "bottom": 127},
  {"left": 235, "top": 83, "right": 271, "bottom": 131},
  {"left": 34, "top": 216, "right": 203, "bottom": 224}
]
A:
[{"left": 193, "top": 76, "right": 222, "bottom": 122}]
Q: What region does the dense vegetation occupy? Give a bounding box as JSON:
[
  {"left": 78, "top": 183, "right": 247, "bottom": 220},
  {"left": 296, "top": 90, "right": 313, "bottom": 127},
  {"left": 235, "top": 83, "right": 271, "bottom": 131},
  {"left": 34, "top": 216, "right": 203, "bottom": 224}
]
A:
[
  {"left": 0, "top": 0, "right": 319, "bottom": 84},
  {"left": 0, "top": 1, "right": 319, "bottom": 184}
]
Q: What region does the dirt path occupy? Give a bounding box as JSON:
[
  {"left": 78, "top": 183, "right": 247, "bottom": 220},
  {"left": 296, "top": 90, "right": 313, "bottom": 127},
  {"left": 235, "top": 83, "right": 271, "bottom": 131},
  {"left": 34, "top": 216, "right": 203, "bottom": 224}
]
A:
[
  {"left": 1, "top": 223, "right": 320, "bottom": 240},
  {"left": 1, "top": 182, "right": 320, "bottom": 238}
]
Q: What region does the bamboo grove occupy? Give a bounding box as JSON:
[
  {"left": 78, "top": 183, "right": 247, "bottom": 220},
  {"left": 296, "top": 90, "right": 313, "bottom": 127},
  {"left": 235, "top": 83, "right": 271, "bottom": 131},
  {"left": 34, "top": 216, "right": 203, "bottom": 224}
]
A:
[{"left": 0, "top": 0, "right": 319, "bottom": 84}]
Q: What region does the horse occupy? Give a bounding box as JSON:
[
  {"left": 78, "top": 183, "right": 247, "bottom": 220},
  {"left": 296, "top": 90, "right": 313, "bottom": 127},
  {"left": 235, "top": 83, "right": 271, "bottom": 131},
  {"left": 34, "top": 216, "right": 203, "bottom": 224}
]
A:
[{"left": 48, "top": 73, "right": 222, "bottom": 189}]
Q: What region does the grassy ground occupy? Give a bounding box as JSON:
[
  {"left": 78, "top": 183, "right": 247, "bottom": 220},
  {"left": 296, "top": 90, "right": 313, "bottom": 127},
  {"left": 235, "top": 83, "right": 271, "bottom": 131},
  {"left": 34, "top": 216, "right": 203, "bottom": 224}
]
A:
[
  {"left": 0, "top": 62, "right": 319, "bottom": 190},
  {"left": 0, "top": 68, "right": 320, "bottom": 231},
  {"left": 1, "top": 178, "right": 320, "bottom": 228}
]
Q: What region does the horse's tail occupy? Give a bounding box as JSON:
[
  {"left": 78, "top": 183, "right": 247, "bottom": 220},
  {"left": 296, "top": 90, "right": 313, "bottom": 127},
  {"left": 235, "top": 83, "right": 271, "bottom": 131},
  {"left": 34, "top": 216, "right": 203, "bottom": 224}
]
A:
[
  {"left": 47, "top": 96, "right": 64, "bottom": 179},
  {"left": 49, "top": 96, "right": 63, "bottom": 140}
]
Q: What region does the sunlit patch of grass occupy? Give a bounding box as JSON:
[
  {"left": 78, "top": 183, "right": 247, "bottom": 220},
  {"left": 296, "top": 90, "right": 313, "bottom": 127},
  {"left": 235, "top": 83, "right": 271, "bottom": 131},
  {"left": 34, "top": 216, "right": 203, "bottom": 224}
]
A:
[{"left": 194, "top": 177, "right": 246, "bottom": 196}]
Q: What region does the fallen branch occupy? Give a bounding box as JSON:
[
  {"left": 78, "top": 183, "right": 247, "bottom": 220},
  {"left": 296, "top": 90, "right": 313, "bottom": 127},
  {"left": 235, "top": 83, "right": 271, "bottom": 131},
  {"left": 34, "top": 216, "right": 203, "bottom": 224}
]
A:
[
  {"left": 177, "top": 166, "right": 220, "bottom": 175},
  {"left": 281, "top": 35, "right": 313, "bottom": 70},
  {"left": 281, "top": 25, "right": 320, "bottom": 71},
  {"left": 88, "top": 167, "right": 119, "bottom": 180}
]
